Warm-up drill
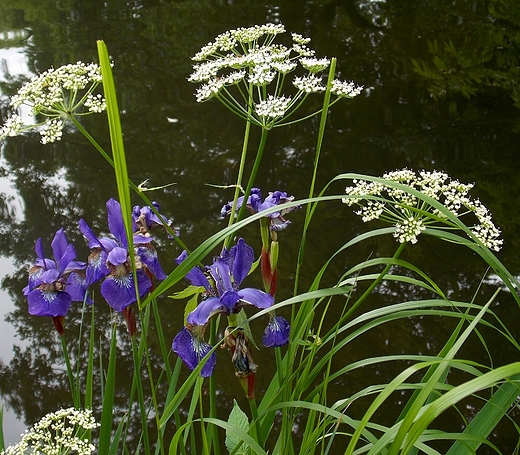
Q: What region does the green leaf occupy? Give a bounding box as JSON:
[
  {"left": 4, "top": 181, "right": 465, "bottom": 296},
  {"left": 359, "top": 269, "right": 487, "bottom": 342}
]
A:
[
  {"left": 235, "top": 309, "right": 259, "bottom": 350},
  {"left": 225, "top": 400, "right": 250, "bottom": 455},
  {"left": 169, "top": 285, "right": 205, "bottom": 300},
  {"left": 98, "top": 324, "right": 118, "bottom": 454},
  {"left": 183, "top": 294, "right": 200, "bottom": 324},
  {"left": 0, "top": 404, "right": 5, "bottom": 451},
  {"left": 446, "top": 375, "right": 520, "bottom": 455}
]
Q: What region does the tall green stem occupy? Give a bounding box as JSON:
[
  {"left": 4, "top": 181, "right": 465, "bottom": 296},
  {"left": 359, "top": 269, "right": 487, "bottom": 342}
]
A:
[
  {"left": 294, "top": 59, "right": 336, "bottom": 296},
  {"left": 60, "top": 335, "right": 79, "bottom": 408},
  {"left": 140, "top": 304, "right": 165, "bottom": 455},
  {"left": 225, "top": 83, "right": 254, "bottom": 236},
  {"left": 198, "top": 377, "right": 211, "bottom": 455},
  {"left": 131, "top": 336, "right": 151, "bottom": 455},
  {"left": 235, "top": 127, "right": 269, "bottom": 225},
  {"left": 248, "top": 397, "right": 264, "bottom": 448},
  {"left": 208, "top": 319, "right": 221, "bottom": 455}
]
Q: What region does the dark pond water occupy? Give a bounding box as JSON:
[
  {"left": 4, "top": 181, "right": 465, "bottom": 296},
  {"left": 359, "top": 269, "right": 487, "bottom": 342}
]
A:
[{"left": 1, "top": 0, "right": 520, "bottom": 451}]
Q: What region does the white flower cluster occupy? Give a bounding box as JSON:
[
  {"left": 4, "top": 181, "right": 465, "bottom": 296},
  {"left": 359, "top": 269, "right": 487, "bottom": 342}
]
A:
[
  {"left": 188, "top": 23, "right": 363, "bottom": 128},
  {"left": 293, "top": 74, "right": 326, "bottom": 93},
  {"left": 0, "top": 62, "right": 106, "bottom": 144},
  {"left": 1, "top": 407, "right": 99, "bottom": 455},
  {"left": 331, "top": 80, "right": 364, "bottom": 98},
  {"left": 300, "top": 57, "right": 331, "bottom": 73},
  {"left": 343, "top": 169, "right": 503, "bottom": 250},
  {"left": 255, "top": 95, "right": 292, "bottom": 118}
]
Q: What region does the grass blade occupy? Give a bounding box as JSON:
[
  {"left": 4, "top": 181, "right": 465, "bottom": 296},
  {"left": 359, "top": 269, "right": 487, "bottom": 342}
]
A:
[
  {"left": 446, "top": 375, "right": 520, "bottom": 454},
  {"left": 98, "top": 324, "right": 118, "bottom": 454}
]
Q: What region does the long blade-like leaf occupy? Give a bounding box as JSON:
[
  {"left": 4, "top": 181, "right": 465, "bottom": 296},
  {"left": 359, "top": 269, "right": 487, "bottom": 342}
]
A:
[
  {"left": 98, "top": 324, "right": 118, "bottom": 454},
  {"left": 446, "top": 375, "right": 520, "bottom": 455}
]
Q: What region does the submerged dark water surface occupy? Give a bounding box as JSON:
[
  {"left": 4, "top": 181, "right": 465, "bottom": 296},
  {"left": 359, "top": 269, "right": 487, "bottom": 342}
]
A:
[{"left": 0, "top": 0, "right": 519, "bottom": 451}]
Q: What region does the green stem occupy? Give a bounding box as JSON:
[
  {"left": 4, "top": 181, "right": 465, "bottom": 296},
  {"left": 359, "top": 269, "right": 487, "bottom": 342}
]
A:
[
  {"left": 293, "top": 59, "right": 336, "bottom": 296},
  {"left": 60, "top": 335, "right": 79, "bottom": 408},
  {"left": 208, "top": 319, "right": 220, "bottom": 455},
  {"left": 70, "top": 117, "right": 114, "bottom": 164},
  {"left": 225, "top": 121, "right": 252, "bottom": 242},
  {"left": 224, "top": 83, "right": 254, "bottom": 249},
  {"left": 131, "top": 336, "right": 151, "bottom": 455},
  {"left": 248, "top": 397, "right": 264, "bottom": 448},
  {"left": 151, "top": 299, "right": 172, "bottom": 383},
  {"left": 140, "top": 304, "right": 165, "bottom": 455},
  {"left": 198, "top": 377, "right": 211, "bottom": 455},
  {"left": 274, "top": 346, "right": 284, "bottom": 399},
  {"left": 235, "top": 127, "right": 270, "bottom": 227},
  {"left": 85, "top": 305, "right": 95, "bottom": 410}
]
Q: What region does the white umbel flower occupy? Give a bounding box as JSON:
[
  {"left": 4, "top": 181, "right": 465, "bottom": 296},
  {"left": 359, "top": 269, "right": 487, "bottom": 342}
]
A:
[
  {"left": 343, "top": 169, "right": 503, "bottom": 250},
  {"left": 331, "top": 80, "right": 364, "bottom": 98},
  {"left": 0, "top": 62, "right": 106, "bottom": 144},
  {"left": 188, "top": 22, "right": 363, "bottom": 127},
  {"left": 300, "top": 57, "right": 331, "bottom": 73},
  {"left": 1, "top": 407, "right": 99, "bottom": 455},
  {"left": 293, "top": 74, "right": 326, "bottom": 93},
  {"left": 255, "top": 95, "right": 292, "bottom": 118}
]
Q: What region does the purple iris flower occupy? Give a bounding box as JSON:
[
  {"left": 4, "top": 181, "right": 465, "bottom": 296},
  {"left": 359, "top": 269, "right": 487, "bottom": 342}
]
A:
[
  {"left": 172, "top": 238, "right": 275, "bottom": 376},
  {"left": 262, "top": 315, "right": 291, "bottom": 347},
  {"left": 79, "top": 198, "right": 166, "bottom": 312},
  {"left": 132, "top": 201, "right": 179, "bottom": 238},
  {"left": 221, "top": 188, "right": 299, "bottom": 231},
  {"left": 172, "top": 327, "right": 216, "bottom": 378},
  {"left": 23, "top": 228, "right": 89, "bottom": 318}
]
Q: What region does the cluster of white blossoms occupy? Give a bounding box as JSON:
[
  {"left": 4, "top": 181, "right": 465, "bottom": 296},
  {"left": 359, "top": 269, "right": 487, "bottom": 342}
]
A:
[
  {"left": 1, "top": 408, "right": 99, "bottom": 455},
  {"left": 0, "top": 62, "right": 106, "bottom": 144},
  {"left": 343, "top": 169, "right": 503, "bottom": 250},
  {"left": 255, "top": 95, "right": 292, "bottom": 118},
  {"left": 188, "top": 23, "right": 363, "bottom": 128}
]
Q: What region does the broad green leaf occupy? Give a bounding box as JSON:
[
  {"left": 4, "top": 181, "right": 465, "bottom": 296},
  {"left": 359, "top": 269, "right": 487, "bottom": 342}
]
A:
[{"left": 225, "top": 400, "right": 250, "bottom": 454}]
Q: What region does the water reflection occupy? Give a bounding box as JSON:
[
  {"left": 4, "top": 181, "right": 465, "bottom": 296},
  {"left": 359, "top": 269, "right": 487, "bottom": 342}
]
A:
[
  {"left": 0, "top": 0, "right": 519, "bottom": 451},
  {"left": 0, "top": 42, "right": 32, "bottom": 444}
]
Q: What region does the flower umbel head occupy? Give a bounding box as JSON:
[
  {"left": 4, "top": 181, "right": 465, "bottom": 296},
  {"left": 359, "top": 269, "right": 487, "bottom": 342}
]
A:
[
  {"left": 1, "top": 407, "right": 99, "bottom": 455},
  {"left": 188, "top": 23, "right": 363, "bottom": 128},
  {"left": 343, "top": 169, "right": 503, "bottom": 250},
  {"left": 0, "top": 62, "right": 106, "bottom": 144}
]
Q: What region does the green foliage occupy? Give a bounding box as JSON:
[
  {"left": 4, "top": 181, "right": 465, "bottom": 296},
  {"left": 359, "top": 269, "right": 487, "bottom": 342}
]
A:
[
  {"left": 225, "top": 401, "right": 250, "bottom": 455},
  {"left": 2, "top": 18, "right": 520, "bottom": 455}
]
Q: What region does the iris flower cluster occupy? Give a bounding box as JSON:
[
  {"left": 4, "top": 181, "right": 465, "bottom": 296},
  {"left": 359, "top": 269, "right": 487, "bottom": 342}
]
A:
[
  {"left": 172, "top": 238, "right": 289, "bottom": 378},
  {"left": 23, "top": 199, "right": 171, "bottom": 335},
  {"left": 23, "top": 229, "right": 90, "bottom": 335},
  {"left": 79, "top": 198, "right": 167, "bottom": 312},
  {"left": 221, "top": 187, "right": 299, "bottom": 232}
]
